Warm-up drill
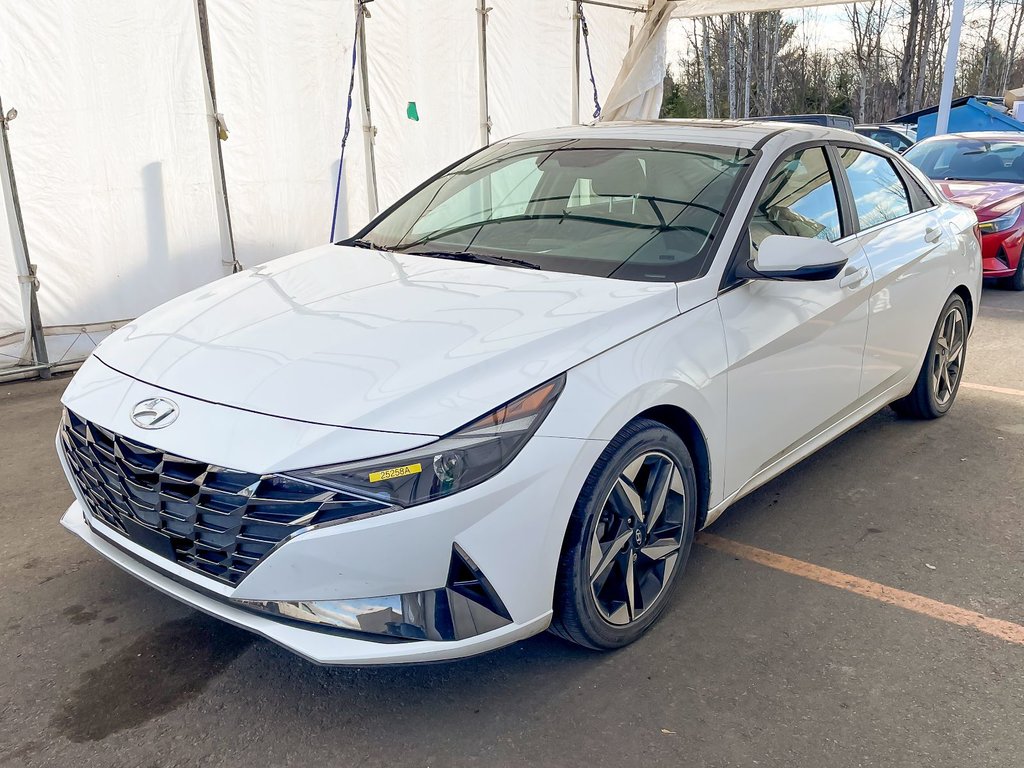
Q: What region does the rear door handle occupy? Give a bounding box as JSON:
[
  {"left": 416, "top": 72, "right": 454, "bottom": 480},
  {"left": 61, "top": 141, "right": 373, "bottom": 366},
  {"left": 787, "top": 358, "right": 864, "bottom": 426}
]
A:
[
  {"left": 925, "top": 226, "right": 943, "bottom": 243},
  {"left": 839, "top": 266, "right": 869, "bottom": 289}
]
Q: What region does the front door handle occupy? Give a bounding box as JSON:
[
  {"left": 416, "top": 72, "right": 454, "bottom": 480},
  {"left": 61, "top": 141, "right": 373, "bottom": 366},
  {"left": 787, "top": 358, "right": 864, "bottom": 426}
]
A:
[
  {"left": 839, "top": 265, "right": 869, "bottom": 289},
  {"left": 925, "top": 226, "right": 943, "bottom": 243}
]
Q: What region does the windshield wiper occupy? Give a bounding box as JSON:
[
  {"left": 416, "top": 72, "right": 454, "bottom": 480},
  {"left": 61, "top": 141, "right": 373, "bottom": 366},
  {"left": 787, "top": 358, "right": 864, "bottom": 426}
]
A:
[
  {"left": 344, "top": 238, "right": 388, "bottom": 250},
  {"left": 405, "top": 250, "right": 541, "bottom": 270}
]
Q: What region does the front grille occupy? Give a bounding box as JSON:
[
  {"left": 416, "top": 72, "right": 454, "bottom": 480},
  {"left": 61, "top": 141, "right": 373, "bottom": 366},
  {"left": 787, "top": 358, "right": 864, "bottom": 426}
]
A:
[{"left": 60, "top": 409, "right": 389, "bottom": 585}]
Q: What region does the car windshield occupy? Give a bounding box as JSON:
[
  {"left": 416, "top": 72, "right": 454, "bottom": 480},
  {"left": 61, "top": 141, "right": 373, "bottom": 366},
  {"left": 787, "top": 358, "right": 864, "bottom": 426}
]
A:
[
  {"left": 904, "top": 138, "right": 1024, "bottom": 183},
  {"left": 348, "top": 139, "right": 754, "bottom": 282}
]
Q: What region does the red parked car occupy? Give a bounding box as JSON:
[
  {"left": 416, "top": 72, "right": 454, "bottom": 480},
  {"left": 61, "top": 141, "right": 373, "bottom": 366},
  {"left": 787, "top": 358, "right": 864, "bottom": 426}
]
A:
[{"left": 904, "top": 132, "right": 1024, "bottom": 290}]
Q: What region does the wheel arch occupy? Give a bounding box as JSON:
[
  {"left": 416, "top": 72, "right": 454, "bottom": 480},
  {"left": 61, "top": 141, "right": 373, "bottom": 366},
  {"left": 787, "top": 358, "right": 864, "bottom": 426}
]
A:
[
  {"left": 634, "top": 404, "right": 712, "bottom": 530},
  {"left": 951, "top": 284, "right": 974, "bottom": 331}
]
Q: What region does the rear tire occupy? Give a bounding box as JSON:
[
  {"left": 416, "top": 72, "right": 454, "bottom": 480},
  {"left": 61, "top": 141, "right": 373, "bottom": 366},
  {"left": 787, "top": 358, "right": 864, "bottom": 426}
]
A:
[
  {"left": 891, "top": 294, "right": 968, "bottom": 420},
  {"left": 550, "top": 418, "right": 697, "bottom": 650}
]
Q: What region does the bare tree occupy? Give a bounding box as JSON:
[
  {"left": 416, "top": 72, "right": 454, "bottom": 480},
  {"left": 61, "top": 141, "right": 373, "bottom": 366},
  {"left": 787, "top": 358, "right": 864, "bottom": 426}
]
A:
[
  {"left": 1003, "top": 0, "right": 1024, "bottom": 90},
  {"left": 767, "top": 12, "right": 781, "bottom": 113},
  {"left": 728, "top": 14, "right": 738, "bottom": 118},
  {"left": 896, "top": 0, "right": 921, "bottom": 114},
  {"left": 743, "top": 13, "right": 754, "bottom": 117},
  {"left": 701, "top": 18, "right": 714, "bottom": 117},
  {"left": 666, "top": 0, "right": 1024, "bottom": 124},
  {"left": 848, "top": 0, "right": 884, "bottom": 121},
  {"left": 979, "top": 0, "right": 1001, "bottom": 92}
]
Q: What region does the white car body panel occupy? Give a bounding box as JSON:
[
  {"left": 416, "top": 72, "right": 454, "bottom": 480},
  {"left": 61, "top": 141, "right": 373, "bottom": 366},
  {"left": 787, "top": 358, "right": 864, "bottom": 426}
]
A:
[
  {"left": 94, "top": 246, "right": 679, "bottom": 437},
  {"left": 858, "top": 209, "right": 957, "bottom": 396},
  {"left": 717, "top": 234, "right": 872, "bottom": 494},
  {"left": 57, "top": 120, "right": 982, "bottom": 664}
]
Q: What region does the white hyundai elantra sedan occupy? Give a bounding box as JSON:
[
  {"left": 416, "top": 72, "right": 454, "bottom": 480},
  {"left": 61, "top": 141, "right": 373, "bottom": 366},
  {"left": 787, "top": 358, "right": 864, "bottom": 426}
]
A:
[{"left": 59, "top": 121, "right": 981, "bottom": 664}]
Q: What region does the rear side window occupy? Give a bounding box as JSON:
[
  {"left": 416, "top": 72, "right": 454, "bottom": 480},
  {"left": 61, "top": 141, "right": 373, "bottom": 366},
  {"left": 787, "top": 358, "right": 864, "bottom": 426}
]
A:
[
  {"left": 837, "top": 148, "right": 912, "bottom": 228},
  {"left": 869, "top": 130, "right": 912, "bottom": 152},
  {"left": 749, "top": 146, "right": 843, "bottom": 252}
]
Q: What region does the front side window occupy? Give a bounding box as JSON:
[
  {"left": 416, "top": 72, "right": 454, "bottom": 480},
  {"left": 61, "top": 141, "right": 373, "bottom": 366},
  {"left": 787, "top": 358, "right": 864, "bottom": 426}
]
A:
[
  {"left": 352, "top": 139, "right": 755, "bottom": 282},
  {"left": 904, "top": 137, "right": 1024, "bottom": 183},
  {"left": 838, "top": 148, "right": 912, "bottom": 228},
  {"left": 749, "top": 147, "right": 842, "bottom": 252}
]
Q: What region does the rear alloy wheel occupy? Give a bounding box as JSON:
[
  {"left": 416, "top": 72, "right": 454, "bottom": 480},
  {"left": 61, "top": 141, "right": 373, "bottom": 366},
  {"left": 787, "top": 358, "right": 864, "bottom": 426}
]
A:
[
  {"left": 551, "top": 419, "right": 697, "bottom": 650},
  {"left": 892, "top": 294, "right": 968, "bottom": 419}
]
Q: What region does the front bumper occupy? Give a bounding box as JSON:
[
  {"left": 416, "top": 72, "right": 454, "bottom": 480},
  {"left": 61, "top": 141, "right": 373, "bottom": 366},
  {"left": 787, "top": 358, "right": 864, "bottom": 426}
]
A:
[
  {"left": 56, "top": 361, "right": 606, "bottom": 663},
  {"left": 981, "top": 229, "right": 1023, "bottom": 277},
  {"left": 61, "top": 502, "right": 550, "bottom": 664}
]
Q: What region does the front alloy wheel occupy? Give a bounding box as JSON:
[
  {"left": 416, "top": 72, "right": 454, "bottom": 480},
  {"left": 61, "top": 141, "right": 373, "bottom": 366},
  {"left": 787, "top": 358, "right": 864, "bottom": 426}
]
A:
[
  {"left": 552, "top": 418, "right": 697, "bottom": 650},
  {"left": 589, "top": 451, "right": 685, "bottom": 626}
]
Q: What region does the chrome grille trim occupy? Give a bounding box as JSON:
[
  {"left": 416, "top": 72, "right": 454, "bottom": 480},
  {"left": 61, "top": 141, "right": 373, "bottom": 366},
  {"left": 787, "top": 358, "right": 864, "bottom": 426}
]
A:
[{"left": 60, "top": 409, "right": 389, "bottom": 586}]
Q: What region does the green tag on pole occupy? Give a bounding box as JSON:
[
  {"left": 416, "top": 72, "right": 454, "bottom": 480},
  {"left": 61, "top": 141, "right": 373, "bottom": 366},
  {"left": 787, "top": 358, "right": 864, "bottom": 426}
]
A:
[{"left": 406, "top": 101, "right": 419, "bottom": 121}]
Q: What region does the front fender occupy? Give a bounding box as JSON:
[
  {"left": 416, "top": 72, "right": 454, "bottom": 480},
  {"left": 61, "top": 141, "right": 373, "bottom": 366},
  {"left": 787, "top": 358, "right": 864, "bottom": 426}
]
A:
[{"left": 537, "top": 299, "right": 729, "bottom": 509}]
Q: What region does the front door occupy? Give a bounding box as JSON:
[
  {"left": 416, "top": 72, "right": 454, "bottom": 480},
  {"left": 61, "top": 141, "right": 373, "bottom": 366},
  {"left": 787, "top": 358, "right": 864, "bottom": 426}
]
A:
[{"left": 717, "top": 145, "right": 872, "bottom": 496}]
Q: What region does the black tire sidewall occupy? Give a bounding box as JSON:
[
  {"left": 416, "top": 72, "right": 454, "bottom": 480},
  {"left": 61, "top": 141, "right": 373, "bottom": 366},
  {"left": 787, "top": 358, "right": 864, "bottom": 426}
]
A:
[
  {"left": 1011, "top": 257, "right": 1024, "bottom": 291},
  {"left": 923, "top": 294, "right": 968, "bottom": 417},
  {"left": 559, "top": 420, "right": 697, "bottom": 650}
]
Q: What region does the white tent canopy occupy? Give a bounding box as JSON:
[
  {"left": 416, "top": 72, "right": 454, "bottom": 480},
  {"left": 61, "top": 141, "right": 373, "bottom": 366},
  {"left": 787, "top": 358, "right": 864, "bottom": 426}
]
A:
[{"left": 0, "top": 0, "right": 963, "bottom": 379}]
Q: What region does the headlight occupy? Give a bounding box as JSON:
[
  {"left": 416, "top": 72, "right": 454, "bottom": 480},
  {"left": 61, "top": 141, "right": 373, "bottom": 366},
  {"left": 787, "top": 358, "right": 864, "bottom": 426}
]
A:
[
  {"left": 287, "top": 374, "right": 565, "bottom": 508},
  {"left": 978, "top": 206, "right": 1021, "bottom": 233}
]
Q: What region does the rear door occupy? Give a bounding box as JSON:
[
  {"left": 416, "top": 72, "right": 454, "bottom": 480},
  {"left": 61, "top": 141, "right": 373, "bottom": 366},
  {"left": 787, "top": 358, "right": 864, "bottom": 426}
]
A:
[
  {"left": 832, "top": 146, "right": 952, "bottom": 397},
  {"left": 717, "top": 144, "right": 872, "bottom": 496}
]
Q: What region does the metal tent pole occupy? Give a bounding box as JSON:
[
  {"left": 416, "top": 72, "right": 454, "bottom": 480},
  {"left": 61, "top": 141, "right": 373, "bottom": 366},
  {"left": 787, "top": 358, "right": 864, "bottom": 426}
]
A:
[
  {"left": 572, "top": 2, "right": 582, "bottom": 124},
  {"left": 476, "top": 0, "right": 492, "bottom": 146},
  {"left": 194, "top": 0, "right": 240, "bottom": 273},
  {"left": 0, "top": 97, "right": 50, "bottom": 378},
  {"left": 356, "top": 0, "right": 379, "bottom": 218},
  {"left": 936, "top": 0, "right": 965, "bottom": 136}
]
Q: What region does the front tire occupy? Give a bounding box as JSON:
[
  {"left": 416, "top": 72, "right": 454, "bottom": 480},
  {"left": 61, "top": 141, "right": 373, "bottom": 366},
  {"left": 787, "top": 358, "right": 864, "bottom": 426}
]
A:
[
  {"left": 1008, "top": 255, "right": 1024, "bottom": 291},
  {"left": 891, "top": 294, "right": 968, "bottom": 419},
  {"left": 551, "top": 418, "right": 697, "bottom": 650}
]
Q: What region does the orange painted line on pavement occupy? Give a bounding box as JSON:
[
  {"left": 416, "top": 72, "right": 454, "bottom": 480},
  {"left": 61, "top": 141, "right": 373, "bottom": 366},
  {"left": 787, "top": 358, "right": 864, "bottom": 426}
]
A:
[
  {"left": 961, "top": 381, "right": 1024, "bottom": 398},
  {"left": 698, "top": 533, "right": 1024, "bottom": 646}
]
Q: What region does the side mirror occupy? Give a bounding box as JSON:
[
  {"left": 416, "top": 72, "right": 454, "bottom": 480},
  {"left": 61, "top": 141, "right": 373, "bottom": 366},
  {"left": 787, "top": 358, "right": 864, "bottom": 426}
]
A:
[{"left": 746, "top": 234, "right": 847, "bottom": 281}]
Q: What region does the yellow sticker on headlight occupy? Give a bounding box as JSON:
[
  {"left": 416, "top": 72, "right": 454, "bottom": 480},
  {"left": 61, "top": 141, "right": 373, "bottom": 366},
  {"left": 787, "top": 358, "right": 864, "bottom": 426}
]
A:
[{"left": 368, "top": 463, "right": 422, "bottom": 483}]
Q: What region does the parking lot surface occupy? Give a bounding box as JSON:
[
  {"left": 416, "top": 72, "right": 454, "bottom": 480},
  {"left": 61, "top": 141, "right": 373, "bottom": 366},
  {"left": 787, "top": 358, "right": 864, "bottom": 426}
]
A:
[{"left": 2, "top": 288, "right": 1022, "bottom": 768}]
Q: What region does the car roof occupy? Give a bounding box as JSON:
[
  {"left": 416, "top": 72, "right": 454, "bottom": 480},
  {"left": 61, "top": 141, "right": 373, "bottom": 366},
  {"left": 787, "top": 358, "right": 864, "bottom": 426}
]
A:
[
  {"left": 916, "top": 131, "right": 1024, "bottom": 144},
  {"left": 508, "top": 119, "right": 872, "bottom": 151}
]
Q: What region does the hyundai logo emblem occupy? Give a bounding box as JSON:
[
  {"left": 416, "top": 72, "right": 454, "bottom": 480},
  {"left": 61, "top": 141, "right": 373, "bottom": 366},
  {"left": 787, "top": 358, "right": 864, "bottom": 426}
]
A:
[{"left": 130, "top": 397, "right": 179, "bottom": 429}]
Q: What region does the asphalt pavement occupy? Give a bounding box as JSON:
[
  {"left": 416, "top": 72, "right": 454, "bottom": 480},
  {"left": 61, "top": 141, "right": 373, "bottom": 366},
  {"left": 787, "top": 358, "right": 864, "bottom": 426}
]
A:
[{"left": 1, "top": 287, "right": 1022, "bottom": 768}]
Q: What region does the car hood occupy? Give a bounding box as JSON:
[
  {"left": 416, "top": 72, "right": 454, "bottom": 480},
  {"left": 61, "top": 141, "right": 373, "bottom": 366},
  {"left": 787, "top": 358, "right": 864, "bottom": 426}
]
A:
[
  {"left": 935, "top": 180, "right": 1024, "bottom": 217},
  {"left": 94, "top": 245, "right": 680, "bottom": 436}
]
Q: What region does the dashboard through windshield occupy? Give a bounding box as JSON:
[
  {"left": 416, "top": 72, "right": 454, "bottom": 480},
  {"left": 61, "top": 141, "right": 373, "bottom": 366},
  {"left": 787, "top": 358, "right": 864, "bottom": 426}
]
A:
[{"left": 346, "top": 139, "right": 755, "bottom": 282}]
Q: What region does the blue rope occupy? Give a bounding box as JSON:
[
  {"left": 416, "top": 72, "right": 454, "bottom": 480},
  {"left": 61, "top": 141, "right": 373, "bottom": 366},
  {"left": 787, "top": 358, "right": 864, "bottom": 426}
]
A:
[
  {"left": 330, "top": 2, "right": 364, "bottom": 242},
  {"left": 578, "top": 1, "right": 602, "bottom": 119}
]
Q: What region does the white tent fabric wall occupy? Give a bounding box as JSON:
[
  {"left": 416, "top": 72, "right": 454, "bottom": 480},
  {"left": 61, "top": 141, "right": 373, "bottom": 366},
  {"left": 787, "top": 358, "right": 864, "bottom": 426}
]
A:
[
  {"left": 0, "top": 0, "right": 228, "bottom": 368},
  {"left": 488, "top": 0, "right": 576, "bottom": 139},
  {"left": 204, "top": 0, "right": 370, "bottom": 266},
  {"left": 0, "top": 0, "right": 648, "bottom": 378},
  {"left": 367, "top": 1, "right": 481, "bottom": 212},
  {"left": 485, "top": 2, "right": 637, "bottom": 140}
]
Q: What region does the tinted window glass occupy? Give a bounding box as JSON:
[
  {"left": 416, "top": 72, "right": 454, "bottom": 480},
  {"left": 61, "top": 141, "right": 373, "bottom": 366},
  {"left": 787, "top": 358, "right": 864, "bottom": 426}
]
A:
[
  {"left": 353, "top": 139, "right": 754, "bottom": 282},
  {"left": 904, "top": 137, "right": 1024, "bottom": 183},
  {"left": 869, "top": 130, "right": 912, "bottom": 152},
  {"left": 749, "top": 147, "right": 842, "bottom": 252},
  {"left": 838, "top": 148, "right": 912, "bottom": 228}
]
